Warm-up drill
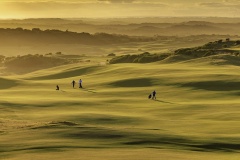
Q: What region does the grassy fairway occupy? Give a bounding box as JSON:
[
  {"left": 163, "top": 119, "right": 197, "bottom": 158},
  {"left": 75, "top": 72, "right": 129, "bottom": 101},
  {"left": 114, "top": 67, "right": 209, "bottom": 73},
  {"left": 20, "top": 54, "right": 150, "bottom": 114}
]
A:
[{"left": 1, "top": 59, "right": 240, "bottom": 159}]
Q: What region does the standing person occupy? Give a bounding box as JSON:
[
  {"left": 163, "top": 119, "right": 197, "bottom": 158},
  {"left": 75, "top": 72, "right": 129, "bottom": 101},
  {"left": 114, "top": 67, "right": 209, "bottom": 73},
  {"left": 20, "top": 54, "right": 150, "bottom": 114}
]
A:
[
  {"left": 71, "top": 80, "right": 76, "bottom": 88},
  {"left": 152, "top": 90, "right": 156, "bottom": 100},
  {"left": 79, "top": 79, "right": 83, "bottom": 88},
  {"left": 56, "top": 85, "right": 59, "bottom": 90}
]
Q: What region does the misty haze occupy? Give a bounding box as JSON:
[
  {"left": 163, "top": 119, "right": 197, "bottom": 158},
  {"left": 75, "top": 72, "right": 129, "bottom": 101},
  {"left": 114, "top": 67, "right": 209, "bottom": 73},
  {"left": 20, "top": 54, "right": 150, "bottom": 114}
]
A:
[{"left": 1, "top": 1, "right": 240, "bottom": 160}]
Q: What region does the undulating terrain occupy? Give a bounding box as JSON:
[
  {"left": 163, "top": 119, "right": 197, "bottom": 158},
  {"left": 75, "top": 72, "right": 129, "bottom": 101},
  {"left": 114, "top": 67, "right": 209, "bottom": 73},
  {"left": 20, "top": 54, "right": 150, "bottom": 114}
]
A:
[{"left": 1, "top": 18, "right": 240, "bottom": 160}]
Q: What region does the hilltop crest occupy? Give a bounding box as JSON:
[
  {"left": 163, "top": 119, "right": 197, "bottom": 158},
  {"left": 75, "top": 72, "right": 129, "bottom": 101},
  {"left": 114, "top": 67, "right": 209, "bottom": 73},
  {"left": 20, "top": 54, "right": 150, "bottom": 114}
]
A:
[{"left": 109, "top": 39, "right": 240, "bottom": 64}]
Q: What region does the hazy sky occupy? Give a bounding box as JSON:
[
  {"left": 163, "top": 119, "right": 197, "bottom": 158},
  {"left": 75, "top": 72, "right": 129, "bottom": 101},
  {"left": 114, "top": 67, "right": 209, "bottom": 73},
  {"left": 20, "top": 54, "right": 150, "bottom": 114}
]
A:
[{"left": 0, "top": 0, "right": 240, "bottom": 19}]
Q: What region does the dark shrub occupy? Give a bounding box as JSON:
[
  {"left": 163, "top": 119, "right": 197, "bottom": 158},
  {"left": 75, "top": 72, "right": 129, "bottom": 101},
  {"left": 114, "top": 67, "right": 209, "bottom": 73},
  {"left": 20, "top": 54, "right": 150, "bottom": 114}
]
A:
[{"left": 107, "top": 53, "right": 116, "bottom": 57}]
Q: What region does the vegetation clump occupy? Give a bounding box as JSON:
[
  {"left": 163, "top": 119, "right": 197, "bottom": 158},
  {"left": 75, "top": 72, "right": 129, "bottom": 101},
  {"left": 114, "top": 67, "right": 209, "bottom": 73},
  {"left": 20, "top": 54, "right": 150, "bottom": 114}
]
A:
[
  {"left": 1, "top": 53, "right": 82, "bottom": 74},
  {"left": 109, "top": 39, "right": 240, "bottom": 64},
  {"left": 0, "top": 28, "right": 155, "bottom": 46},
  {"left": 107, "top": 53, "right": 116, "bottom": 57},
  {"left": 4, "top": 54, "right": 67, "bottom": 73},
  {"left": 174, "top": 39, "right": 240, "bottom": 58},
  {"left": 109, "top": 52, "right": 170, "bottom": 64}
]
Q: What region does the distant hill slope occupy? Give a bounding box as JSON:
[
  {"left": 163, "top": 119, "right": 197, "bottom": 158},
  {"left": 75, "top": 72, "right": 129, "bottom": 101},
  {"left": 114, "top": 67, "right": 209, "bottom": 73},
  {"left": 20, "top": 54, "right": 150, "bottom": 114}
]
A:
[
  {"left": 109, "top": 52, "right": 170, "bottom": 64},
  {"left": 0, "top": 28, "right": 154, "bottom": 46},
  {"left": 1, "top": 19, "right": 240, "bottom": 36},
  {"left": 0, "top": 54, "right": 82, "bottom": 74},
  {"left": 109, "top": 39, "right": 240, "bottom": 64},
  {"left": 174, "top": 39, "right": 240, "bottom": 57}
]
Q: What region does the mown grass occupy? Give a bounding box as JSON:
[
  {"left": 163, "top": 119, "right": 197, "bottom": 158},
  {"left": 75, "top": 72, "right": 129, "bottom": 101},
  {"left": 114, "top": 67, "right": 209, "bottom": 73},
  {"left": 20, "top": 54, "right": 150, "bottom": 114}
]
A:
[{"left": 1, "top": 57, "right": 240, "bottom": 159}]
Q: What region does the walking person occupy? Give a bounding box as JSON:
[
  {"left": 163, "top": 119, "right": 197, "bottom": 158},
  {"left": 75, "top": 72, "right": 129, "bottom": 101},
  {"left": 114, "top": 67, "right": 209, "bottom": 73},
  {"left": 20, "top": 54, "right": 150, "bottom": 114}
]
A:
[
  {"left": 152, "top": 90, "right": 156, "bottom": 100},
  {"left": 79, "top": 79, "right": 83, "bottom": 88},
  {"left": 71, "top": 80, "right": 76, "bottom": 88}
]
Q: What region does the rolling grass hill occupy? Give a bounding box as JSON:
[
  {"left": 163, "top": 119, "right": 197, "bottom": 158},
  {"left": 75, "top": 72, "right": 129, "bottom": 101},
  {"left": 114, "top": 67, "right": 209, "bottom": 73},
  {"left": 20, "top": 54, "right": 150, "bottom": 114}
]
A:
[
  {"left": 0, "top": 53, "right": 85, "bottom": 75},
  {"left": 1, "top": 54, "right": 240, "bottom": 159},
  {"left": 109, "top": 39, "right": 240, "bottom": 64}
]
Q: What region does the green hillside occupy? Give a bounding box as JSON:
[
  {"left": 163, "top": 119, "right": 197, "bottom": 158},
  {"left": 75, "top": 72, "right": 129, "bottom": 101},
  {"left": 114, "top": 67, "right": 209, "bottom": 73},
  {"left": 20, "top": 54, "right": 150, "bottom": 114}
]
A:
[
  {"left": 109, "top": 39, "right": 240, "bottom": 64},
  {"left": 1, "top": 55, "right": 240, "bottom": 159}
]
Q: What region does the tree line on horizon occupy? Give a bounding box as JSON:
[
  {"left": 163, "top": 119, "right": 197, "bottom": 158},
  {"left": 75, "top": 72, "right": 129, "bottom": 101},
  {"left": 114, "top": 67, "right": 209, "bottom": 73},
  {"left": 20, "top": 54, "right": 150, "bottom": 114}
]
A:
[{"left": 0, "top": 28, "right": 155, "bottom": 46}]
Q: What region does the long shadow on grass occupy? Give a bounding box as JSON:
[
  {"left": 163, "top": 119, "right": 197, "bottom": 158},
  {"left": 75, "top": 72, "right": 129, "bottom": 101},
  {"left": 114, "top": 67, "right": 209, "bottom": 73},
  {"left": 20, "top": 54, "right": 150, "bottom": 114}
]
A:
[
  {"left": 123, "top": 136, "right": 240, "bottom": 152},
  {"left": 3, "top": 114, "right": 240, "bottom": 153},
  {"left": 69, "top": 128, "right": 240, "bottom": 152},
  {"left": 0, "top": 78, "right": 19, "bottom": 90},
  {"left": 3, "top": 124, "right": 240, "bottom": 153},
  {"left": 178, "top": 81, "right": 240, "bottom": 91},
  {"left": 109, "top": 78, "right": 156, "bottom": 87},
  {"left": 27, "top": 66, "right": 102, "bottom": 80},
  {"left": 82, "top": 88, "right": 97, "bottom": 93},
  {"left": 51, "top": 124, "right": 240, "bottom": 153},
  {"left": 0, "top": 101, "right": 92, "bottom": 108},
  {"left": 155, "top": 99, "right": 175, "bottom": 104},
  {"left": 0, "top": 145, "right": 104, "bottom": 153}
]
